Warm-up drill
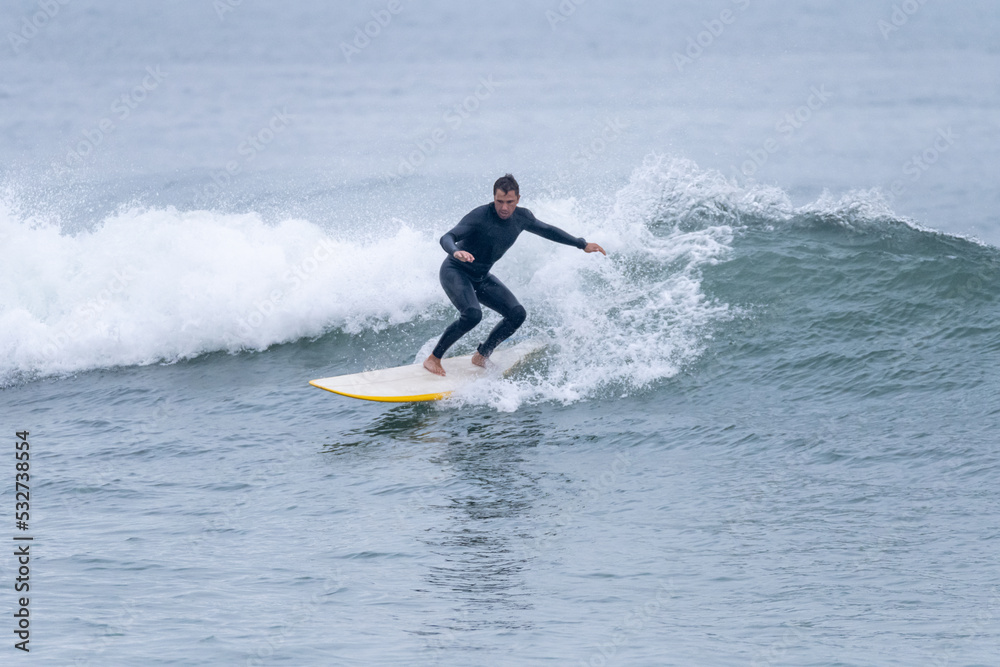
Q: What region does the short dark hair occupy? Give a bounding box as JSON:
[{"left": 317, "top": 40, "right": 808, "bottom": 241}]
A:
[{"left": 493, "top": 173, "right": 519, "bottom": 196}]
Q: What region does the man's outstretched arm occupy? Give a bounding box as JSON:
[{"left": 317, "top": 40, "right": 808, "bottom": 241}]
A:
[{"left": 526, "top": 214, "right": 606, "bottom": 255}]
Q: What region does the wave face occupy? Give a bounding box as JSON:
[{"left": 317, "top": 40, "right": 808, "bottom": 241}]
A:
[
  {"left": 695, "top": 182, "right": 1000, "bottom": 405},
  {"left": 3, "top": 157, "right": 998, "bottom": 409}
]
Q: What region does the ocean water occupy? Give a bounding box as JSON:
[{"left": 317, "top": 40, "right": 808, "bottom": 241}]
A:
[{"left": 2, "top": 1, "right": 999, "bottom": 665}]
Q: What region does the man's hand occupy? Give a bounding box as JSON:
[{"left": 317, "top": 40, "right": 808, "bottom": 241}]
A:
[
  {"left": 453, "top": 250, "right": 475, "bottom": 262},
  {"left": 584, "top": 242, "right": 606, "bottom": 256}
]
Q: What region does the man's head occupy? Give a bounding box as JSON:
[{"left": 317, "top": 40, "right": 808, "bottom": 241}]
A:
[{"left": 493, "top": 173, "right": 520, "bottom": 220}]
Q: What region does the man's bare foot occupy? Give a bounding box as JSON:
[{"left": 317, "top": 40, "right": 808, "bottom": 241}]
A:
[
  {"left": 423, "top": 355, "right": 446, "bottom": 376},
  {"left": 471, "top": 351, "right": 489, "bottom": 368}
]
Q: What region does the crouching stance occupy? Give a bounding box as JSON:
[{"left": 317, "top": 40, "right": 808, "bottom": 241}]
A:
[{"left": 424, "top": 174, "right": 605, "bottom": 376}]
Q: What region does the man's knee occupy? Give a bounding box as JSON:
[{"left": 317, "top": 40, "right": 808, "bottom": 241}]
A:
[
  {"left": 509, "top": 305, "right": 526, "bottom": 327},
  {"left": 460, "top": 306, "right": 483, "bottom": 327}
]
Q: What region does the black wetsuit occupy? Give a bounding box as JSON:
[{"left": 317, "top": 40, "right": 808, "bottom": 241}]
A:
[{"left": 432, "top": 203, "right": 587, "bottom": 359}]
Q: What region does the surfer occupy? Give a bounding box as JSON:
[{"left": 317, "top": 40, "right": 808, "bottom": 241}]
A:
[{"left": 423, "top": 174, "right": 606, "bottom": 376}]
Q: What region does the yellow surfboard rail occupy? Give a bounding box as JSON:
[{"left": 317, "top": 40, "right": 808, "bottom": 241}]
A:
[
  {"left": 307, "top": 381, "right": 451, "bottom": 403},
  {"left": 308, "top": 340, "right": 544, "bottom": 403}
]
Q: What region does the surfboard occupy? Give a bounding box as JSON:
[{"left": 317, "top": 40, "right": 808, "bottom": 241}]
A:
[{"left": 309, "top": 340, "right": 545, "bottom": 403}]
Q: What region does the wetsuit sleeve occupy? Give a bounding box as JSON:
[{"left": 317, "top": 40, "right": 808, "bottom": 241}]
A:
[
  {"left": 523, "top": 210, "right": 587, "bottom": 249},
  {"left": 440, "top": 211, "right": 479, "bottom": 256}
]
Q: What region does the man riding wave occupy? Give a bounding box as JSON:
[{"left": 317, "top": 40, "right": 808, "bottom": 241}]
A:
[{"left": 424, "top": 174, "right": 605, "bottom": 376}]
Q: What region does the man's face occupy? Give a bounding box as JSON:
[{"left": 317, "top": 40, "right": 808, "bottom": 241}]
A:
[{"left": 493, "top": 189, "right": 520, "bottom": 220}]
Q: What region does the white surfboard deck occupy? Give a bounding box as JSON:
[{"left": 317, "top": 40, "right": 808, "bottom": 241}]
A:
[{"left": 309, "top": 340, "right": 545, "bottom": 403}]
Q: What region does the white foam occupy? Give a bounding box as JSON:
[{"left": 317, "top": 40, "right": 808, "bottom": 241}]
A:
[{"left": 0, "top": 201, "right": 443, "bottom": 385}]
